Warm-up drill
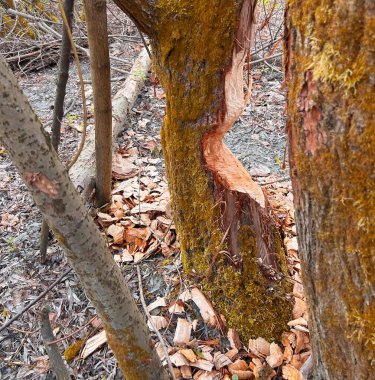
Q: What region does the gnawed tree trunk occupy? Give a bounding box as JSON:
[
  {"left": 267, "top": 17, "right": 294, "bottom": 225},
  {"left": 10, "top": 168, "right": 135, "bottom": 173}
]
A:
[
  {"left": 114, "top": 0, "right": 292, "bottom": 340},
  {"left": 0, "top": 55, "right": 168, "bottom": 380},
  {"left": 285, "top": 1, "right": 375, "bottom": 379}
]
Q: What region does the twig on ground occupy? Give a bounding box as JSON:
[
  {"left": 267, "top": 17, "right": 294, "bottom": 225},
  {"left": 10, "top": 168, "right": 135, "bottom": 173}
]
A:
[
  {"left": 47, "top": 315, "right": 100, "bottom": 345},
  {"left": 0, "top": 268, "right": 73, "bottom": 334},
  {"left": 136, "top": 266, "right": 177, "bottom": 380}
]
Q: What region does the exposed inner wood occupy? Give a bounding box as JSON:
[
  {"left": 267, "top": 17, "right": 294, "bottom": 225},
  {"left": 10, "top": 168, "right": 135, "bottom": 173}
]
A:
[{"left": 202, "top": 0, "right": 281, "bottom": 275}]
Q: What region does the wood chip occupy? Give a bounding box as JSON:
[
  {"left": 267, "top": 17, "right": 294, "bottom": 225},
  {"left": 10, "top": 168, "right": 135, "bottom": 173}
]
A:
[
  {"left": 80, "top": 330, "right": 107, "bottom": 359},
  {"left": 228, "top": 328, "right": 242, "bottom": 350},
  {"left": 170, "top": 352, "right": 190, "bottom": 367},
  {"left": 190, "top": 359, "right": 214, "bottom": 372},
  {"left": 181, "top": 365, "right": 193, "bottom": 379},
  {"left": 194, "top": 370, "right": 220, "bottom": 380},
  {"left": 287, "top": 318, "right": 308, "bottom": 327},
  {"left": 173, "top": 318, "right": 192, "bottom": 345},
  {"left": 248, "top": 337, "right": 271, "bottom": 357},
  {"left": 225, "top": 348, "right": 239, "bottom": 361},
  {"left": 147, "top": 297, "right": 167, "bottom": 312},
  {"left": 213, "top": 351, "right": 232, "bottom": 370},
  {"left": 147, "top": 315, "right": 168, "bottom": 331},
  {"left": 179, "top": 348, "right": 197, "bottom": 363},
  {"left": 190, "top": 287, "right": 217, "bottom": 326}
]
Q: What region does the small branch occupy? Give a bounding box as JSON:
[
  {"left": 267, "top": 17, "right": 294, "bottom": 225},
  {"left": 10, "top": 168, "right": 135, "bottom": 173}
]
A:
[
  {"left": 0, "top": 268, "right": 72, "bottom": 334},
  {"left": 40, "top": 305, "right": 71, "bottom": 380},
  {"left": 136, "top": 266, "right": 177, "bottom": 380},
  {"left": 6, "top": 8, "right": 62, "bottom": 24},
  {"left": 47, "top": 315, "right": 99, "bottom": 345}
]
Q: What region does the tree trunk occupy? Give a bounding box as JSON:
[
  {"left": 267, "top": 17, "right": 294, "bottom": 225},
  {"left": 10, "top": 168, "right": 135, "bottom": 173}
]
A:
[
  {"left": 0, "top": 55, "right": 168, "bottom": 380},
  {"left": 285, "top": 1, "right": 375, "bottom": 379},
  {"left": 84, "top": 0, "right": 112, "bottom": 206},
  {"left": 115, "top": 0, "right": 292, "bottom": 341}
]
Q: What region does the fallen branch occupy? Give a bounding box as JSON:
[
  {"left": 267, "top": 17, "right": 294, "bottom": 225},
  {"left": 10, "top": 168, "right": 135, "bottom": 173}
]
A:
[{"left": 69, "top": 47, "right": 151, "bottom": 191}]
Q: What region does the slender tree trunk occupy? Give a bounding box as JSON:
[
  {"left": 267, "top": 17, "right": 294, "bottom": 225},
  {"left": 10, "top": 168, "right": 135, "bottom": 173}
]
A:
[
  {"left": 40, "top": 0, "right": 74, "bottom": 263},
  {"left": 114, "top": 0, "right": 292, "bottom": 341},
  {"left": 0, "top": 55, "right": 168, "bottom": 380},
  {"left": 285, "top": 1, "right": 375, "bottom": 379},
  {"left": 84, "top": 0, "right": 112, "bottom": 206}
]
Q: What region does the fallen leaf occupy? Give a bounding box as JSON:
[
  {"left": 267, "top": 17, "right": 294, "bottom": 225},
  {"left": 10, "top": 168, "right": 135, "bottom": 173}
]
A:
[
  {"left": 147, "top": 297, "right": 167, "bottom": 312},
  {"left": 112, "top": 153, "right": 137, "bottom": 179},
  {"left": 213, "top": 351, "right": 232, "bottom": 369},
  {"left": 266, "top": 342, "right": 283, "bottom": 368},
  {"left": 107, "top": 224, "right": 124, "bottom": 244},
  {"left": 282, "top": 364, "right": 302, "bottom": 380}
]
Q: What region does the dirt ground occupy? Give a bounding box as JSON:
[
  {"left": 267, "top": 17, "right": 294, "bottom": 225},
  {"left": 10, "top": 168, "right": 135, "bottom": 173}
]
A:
[{"left": 0, "top": 3, "right": 310, "bottom": 380}]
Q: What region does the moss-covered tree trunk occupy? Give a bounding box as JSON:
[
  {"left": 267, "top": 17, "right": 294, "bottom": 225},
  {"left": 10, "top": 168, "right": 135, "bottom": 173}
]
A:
[
  {"left": 114, "top": 0, "right": 292, "bottom": 340},
  {"left": 285, "top": 1, "right": 374, "bottom": 378}
]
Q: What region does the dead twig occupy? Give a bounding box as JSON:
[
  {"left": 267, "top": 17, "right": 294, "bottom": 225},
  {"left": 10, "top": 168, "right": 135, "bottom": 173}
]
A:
[{"left": 0, "top": 268, "right": 73, "bottom": 334}]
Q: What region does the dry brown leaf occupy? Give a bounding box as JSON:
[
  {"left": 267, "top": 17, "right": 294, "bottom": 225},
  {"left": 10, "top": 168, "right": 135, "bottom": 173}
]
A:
[
  {"left": 293, "top": 330, "right": 310, "bottom": 354},
  {"left": 282, "top": 332, "right": 296, "bottom": 348},
  {"left": 291, "top": 354, "right": 303, "bottom": 370},
  {"left": 248, "top": 337, "right": 271, "bottom": 357},
  {"left": 266, "top": 342, "right": 283, "bottom": 368},
  {"left": 168, "top": 300, "right": 185, "bottom": 314},
  {"left": 191, "top": 287, "right": 217, "bottom": 327},
  {"left": 179, "top": 289, "right": 192, "bottom": 302},
  {"left": 282, "top": 364, "right": 302, "bottom": 380},
  {"left": 112, "top": 153, "right": 137, "bottom": 179},
  {"left": 228, "top": 359, "right": 254, "bottom": 379},
  {"left": 173, "top": 367, "right": 182, "bottom": 379},
  {"left": 147, "top": 315, "right": 168, "bottom": 331},
  {"left": 213, "top": 351, "right": 232, "bottom": 369},
  {"left": 283, "top": 345, "right": 293, "bottom": 362},
  {"left": 293, "top": 298, "right": 307, "bottom": 319},
  {"left": 173, "top": 318, "right": 192, "bottom": 345},
  {"left": 179, "top": 348, "right": 197, "bottom": 363},
  {"left": 107, "top": 224, "right": 124, "bottom": 244},
  {"left": 134, "top": 252, "right": 144, "bottom": 263}
]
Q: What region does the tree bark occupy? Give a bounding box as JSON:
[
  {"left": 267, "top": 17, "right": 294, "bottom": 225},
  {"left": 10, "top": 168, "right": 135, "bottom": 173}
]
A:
[
  {"left": 40, "top": 0, "right": 74, "bottom": 264},
  {"left": 285, "top": 1, "right": 375, "bottom": 379},
  {"left": 0, "top": 55, "right": 168, "bottom": 380},
  {"left": 112, "top": 0, "right": 292, "bottom": 341},
  {"left": 84, "top": 0, "right": 112, "bottom": 206}
]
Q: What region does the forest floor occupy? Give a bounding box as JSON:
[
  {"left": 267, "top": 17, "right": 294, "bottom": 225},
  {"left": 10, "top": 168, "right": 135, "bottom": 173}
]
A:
[{"left": 0, "top": 4, "right": 311, "bottom": 380}]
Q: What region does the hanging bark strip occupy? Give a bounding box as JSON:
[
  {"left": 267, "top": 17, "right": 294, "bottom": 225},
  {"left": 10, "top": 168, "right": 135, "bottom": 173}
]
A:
[
  {"left": 114, "top": 0, "right": 292, "bottom": 341},
  {"left": 285, "top": 1, "right": 375, "bottom": 379},
  {"left": 0, "top": 55, "right": 168, "bottom": 380}
]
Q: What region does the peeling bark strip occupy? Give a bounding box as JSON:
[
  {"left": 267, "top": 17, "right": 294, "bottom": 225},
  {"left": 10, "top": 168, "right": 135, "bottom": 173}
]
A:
[
  {"left": 115, "top": 0, "right": 292, "bottom": 340},
  {"left": 0, "top": 56, "right": 168, "bottom": 380},
  {"left": 285, "top": 1, "right": 375, "bottom": 379}
]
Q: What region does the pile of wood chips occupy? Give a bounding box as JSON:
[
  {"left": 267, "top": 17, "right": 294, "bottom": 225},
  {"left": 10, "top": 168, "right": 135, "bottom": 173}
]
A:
[{"left": 78, "top": 145, "right": 311, "bottom": 380}]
